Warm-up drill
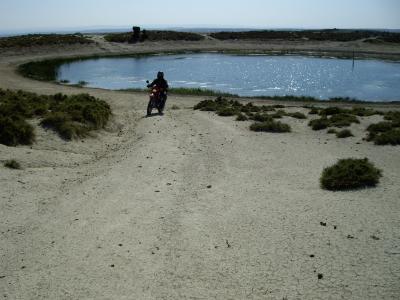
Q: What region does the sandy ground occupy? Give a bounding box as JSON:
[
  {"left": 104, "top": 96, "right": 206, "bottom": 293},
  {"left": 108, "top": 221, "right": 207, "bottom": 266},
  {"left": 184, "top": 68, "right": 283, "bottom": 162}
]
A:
[{"left": 0, "top": 38, "right": 400, "bottom": 299}]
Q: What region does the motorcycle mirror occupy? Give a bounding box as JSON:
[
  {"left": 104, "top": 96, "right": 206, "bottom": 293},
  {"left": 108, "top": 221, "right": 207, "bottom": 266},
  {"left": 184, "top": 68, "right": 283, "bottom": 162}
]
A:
[{"left": 146, "top": 80, "right": 149, "bottom": 83}]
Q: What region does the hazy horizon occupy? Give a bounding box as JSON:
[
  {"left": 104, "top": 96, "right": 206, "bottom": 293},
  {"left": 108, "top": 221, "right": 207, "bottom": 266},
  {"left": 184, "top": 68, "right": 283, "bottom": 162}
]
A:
[{"left": 1, "top": 0, "right": 399, "bottom": 33}]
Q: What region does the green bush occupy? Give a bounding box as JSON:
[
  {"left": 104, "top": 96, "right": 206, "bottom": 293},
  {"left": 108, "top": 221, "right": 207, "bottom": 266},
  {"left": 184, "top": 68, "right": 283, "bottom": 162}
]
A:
[
  {"left": 309, "top": 118, "right": 330, "bottom": 130},
  {"left": 319, "top": 106, "right": 347, "bottom": 116},
  {"left": 366, "top": 121, "right": 393, "bottom": 141},
  {"left": 4, "top": 159, "right": 21, "bottom": 169},
  {"left": 373, "top": 129, "right": 400, "bottom": 145},
  {"left": 270, "top": 110, "right": 287, "bottom": 119},
  {"left": 217, "top": 107, "right": 237, "bottom": 116},
  {"left": 309, "top": 113, "right": 359, "bottom": 131},
  {"left": 289, "top": 112, "right": 307, "bottom": 119},
  {"left": 329, "top": 113, "right": 359, "bottom": 127},
  {"left": 251, "top": 113, "right": 272, "bottom": 122},
  {"left": 309, "top": 107, "right": 320, "bottom": 115},
  {"left": 0, "top": 115, "right": 35, "bottom": 146},
  {"left": 0, "top": 34, "right": 93, "bottom": 48},
  {"left": 366, "top": 121, "right": 400, "bottom": 144},
  {"left": 327, "top": 129, "right": 337, "bottom": 134},
  {"left": 250, "top": 120, "right": 291, "bottom": 133},
  {"left": 210, "top": 29, "right": 400, "bottom": 43},
  {"left": 384, "top": 111, "right": 400, "bottom": 126},
  {"left": 236, "top": 113, "right": 248, "bottom": 121},
  {"left": 336, "top": 129, "right": 353, "bottom": 138},
  {"left": 350, "top": 107, "right": 381, "bottom": 117},
  {"left": 104, "top": 30, "right": 204, "bottom": 43},
  {"left": 320, "top": 158, "right": 382, "bottom": 190},
  {"left": 261, "top": 105, "right": 276, "bottom": 112},
  {"left": 0, "top": 89, "right": 111, "bottom": 144},
  {"left": 41, "top": 112, "right": 87, "bottom": 140}
]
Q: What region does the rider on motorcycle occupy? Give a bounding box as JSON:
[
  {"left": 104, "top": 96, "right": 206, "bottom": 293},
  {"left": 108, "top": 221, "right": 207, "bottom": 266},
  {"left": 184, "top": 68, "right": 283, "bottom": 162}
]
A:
[{"left": 147, "top": 71, "right": 169, "bottom": 113}]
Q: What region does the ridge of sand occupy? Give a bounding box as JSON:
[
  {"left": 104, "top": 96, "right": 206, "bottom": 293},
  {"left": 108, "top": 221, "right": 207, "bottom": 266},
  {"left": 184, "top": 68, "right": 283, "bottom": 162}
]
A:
[{"left": 0, "top": 40, "right": 400, "bottom": 299}]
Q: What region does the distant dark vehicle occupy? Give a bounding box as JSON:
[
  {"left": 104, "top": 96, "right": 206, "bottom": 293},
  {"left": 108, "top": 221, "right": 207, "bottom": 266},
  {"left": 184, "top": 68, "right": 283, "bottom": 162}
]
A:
[
  {"left": 129, "top": 26, "right": 141, "bottom": 43},
  {"left": 146, "top": 80, "right": 165, "bottom": 116}
]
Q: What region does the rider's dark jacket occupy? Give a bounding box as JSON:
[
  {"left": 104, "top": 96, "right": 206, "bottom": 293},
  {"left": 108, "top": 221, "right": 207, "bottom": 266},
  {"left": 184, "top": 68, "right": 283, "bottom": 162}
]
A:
[{"left": 147, "top": 78, "right": 169, "bottom": 90}]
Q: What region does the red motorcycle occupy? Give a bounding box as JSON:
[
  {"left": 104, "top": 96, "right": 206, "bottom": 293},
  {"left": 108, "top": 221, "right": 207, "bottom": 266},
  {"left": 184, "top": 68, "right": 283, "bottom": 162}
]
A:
[{"left": 146, "top": 80, "right": 165, "bottom": 116}]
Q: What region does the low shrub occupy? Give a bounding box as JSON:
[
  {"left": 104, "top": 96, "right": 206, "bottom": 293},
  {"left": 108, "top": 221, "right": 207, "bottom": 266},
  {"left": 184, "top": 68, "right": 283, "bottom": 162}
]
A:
[
  {"left": 289, "top": 112, "right": 307, "bottom": 119},
  {"left": 309, "top": 114, "right": 359, "bottom": 131},
  {"left": 384, "top": 111, "right": 400, "bottom": 126},
  {"left": 260, "top": 105, "right": 276, "bottom": 112},
  {"left": 217, "top": 107, "right": 237, "bottom": 116},
  {"left": 270, "top": 110, "right": 287, "bottom": 119},
  {"left": 373, "top": 129, "right": 400, "bottom": 145},
  {"left": 4, "top": 159, "right": 21, "bottom": 169},
  {"left": 250, "top": 120, "right": 291, "bottom": 133},
  {"left": 194, "top": 99, "right": 218, "bottom": 111},
  {"left": 366, "top": 121, "right": 400, "bottom": 145},
  {"left": 309, "top": 107, "right": 320, "bottom": 115},
  {"left": 329, "top": 113, "right": 359, "bottom": 127},
  {"left": 336, "top": 129, "right": 353, "bottom": 138},
  {"left": 0, "top": 89, "right": 111, "bottom": 144},
  {"left": 366, "top": 121, "right": 393, "bottom": 141},
  {"left": 0, "top": 34, "right": 93, "bottom": 48},
  {"left": 236, "top": 113, "right": 248, "bottom": 121},
  {"left": 327, "top": 129, "right": 338, "bottom": 134},
  {"left": 309, "top": 118, "right": 330, "bottom": 130},
  {"left": 40, "top": 112, "right": 86, "bottom": 140},
  {"left": 0, "top": 115, "right": 35, "bottom": 146},
  {"left": 251, "top": 113, "right": 272, "bottom": 122},
  {"left": 350, "top": 107, "right": 381, "bottom": 117},
  {"left": 319, "top": 106, "right": 347, "bottom": 116},
  {"left": 104, "top": 30, "right": 204, "bottom": 43},
  {"left": 320, "top": 158, "right": 382, "bottom": 190},
  {"left": 77, "top": 80, "right": 88, "bottom": 87}
]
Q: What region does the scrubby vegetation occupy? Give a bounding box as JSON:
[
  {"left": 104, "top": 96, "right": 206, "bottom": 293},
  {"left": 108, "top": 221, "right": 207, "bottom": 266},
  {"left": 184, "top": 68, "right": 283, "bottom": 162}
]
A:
[
  {"left": 327, "top": 128, "right": 338, "bottom": 134},
  {"left": 236, "top": 113, "right": 248, "bottom": 121},
  {"left": 308, "top": 117, "right": 330, "bottom": 130},
  {"left": 104, "top": 30, "right": 204, "bottom": 43},
  {"left": 0, "top": 89, "right": 111, "bottom": 144},
  {"left": 250, "top": 120, "right": 291, "bottom": 133},
  {"left": 210, "top": 29, "right": 400, "bottom": 43},
  {"left": 308, "top": 106, "right": 366, "bottom": 130},
  {"left": 336, "top": 129, "right": 353, "bottom": 138},
  {"left": 288, "top": 112, "right": 307, "bottom": 119},
  {"left": 320, "top": 158, "right": 382, "bottom": 190},
  {"left": 4, "top": 159, "right": 21, "bottom": 169},
  {"left": 365, "top": 111, "right": 400, "bottom": 145},
  {"left": 194, "top": 97, "right": 293, "bottom": 133},
  {"left": 18, "top": 58, "right": 78, "bottom": 81},
  {"left": 0, "top": 115, "right": 35, "bottom": 146},
  {"left": 0, "top": 34, "right": 93, "bottom": 48}
]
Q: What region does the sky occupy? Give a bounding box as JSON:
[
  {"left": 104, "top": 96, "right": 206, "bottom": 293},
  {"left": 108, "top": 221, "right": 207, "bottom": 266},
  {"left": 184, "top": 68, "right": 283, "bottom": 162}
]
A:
[{"left": 0, "top": 0, "right": 399, "bottom": 31}]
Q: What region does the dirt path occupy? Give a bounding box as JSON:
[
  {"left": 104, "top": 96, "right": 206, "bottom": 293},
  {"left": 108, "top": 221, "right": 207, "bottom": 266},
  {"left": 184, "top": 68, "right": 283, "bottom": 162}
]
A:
[{"left": 1, "top": 41, "right": 400, "bottom": 299}]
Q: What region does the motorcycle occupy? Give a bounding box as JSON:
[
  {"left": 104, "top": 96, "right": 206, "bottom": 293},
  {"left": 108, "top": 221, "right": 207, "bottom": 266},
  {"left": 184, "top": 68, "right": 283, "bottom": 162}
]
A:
[{"left": 146, "top": 80, "right": 165, "bottom": 116}]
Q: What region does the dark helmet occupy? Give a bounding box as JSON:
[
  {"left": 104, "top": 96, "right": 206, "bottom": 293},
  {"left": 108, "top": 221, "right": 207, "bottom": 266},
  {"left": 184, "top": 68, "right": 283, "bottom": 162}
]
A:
[{"left": 157, "top": 71, "right": 164, "bottom": 79}]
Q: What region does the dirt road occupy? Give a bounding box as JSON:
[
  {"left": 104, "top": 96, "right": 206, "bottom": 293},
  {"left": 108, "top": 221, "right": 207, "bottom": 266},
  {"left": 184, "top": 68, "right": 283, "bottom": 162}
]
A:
[{"left": 1, "top": 40, "right": 399, "bottom": 299}]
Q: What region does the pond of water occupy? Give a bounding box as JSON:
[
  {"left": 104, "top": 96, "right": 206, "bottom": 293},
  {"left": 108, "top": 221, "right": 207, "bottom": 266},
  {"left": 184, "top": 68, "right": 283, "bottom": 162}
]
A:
[{"left": 57, "top": 53, "right": 400, "bottom": 101}]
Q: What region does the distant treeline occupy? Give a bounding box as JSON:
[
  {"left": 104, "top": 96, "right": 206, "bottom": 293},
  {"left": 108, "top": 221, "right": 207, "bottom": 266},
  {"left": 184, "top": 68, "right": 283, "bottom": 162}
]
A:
[
  {"left": 104, "top": 30, "right": 204, "bottom": 43},
  {"left": 210, "top": 29, "right": 400, "bottom": 43},
  {"left": 0, "top": 34, "right": 93, "bottom": 48}
]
